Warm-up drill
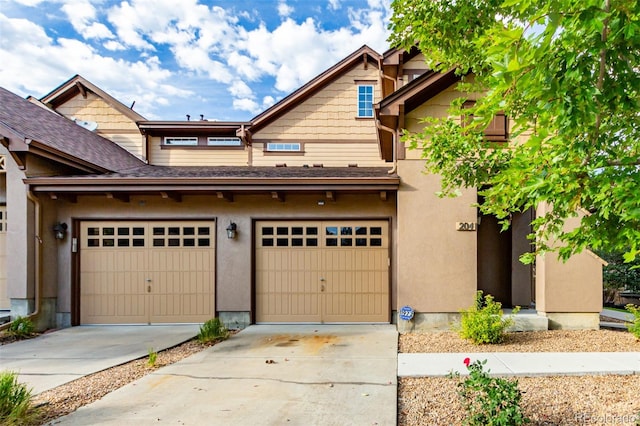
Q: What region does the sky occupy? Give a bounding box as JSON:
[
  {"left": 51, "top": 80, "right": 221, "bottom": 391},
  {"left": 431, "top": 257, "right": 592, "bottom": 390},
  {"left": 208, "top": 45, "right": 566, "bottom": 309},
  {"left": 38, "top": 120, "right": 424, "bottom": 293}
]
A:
[{"left": 0, "top": 0, "right": 392, "bottom": 121}]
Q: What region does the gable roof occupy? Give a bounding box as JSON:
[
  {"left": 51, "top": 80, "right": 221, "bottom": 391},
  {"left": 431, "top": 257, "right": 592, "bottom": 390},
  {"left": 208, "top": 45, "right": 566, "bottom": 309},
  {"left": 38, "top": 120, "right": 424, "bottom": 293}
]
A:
[
  {"left": 40, "top": 74, "right": 146, "bottom": 123},
  {"left": 249, "top": 45, "right": 382, "bottom": 134},
  {"left": 0, "top": 87, "right": 144, "bottom": 173}
]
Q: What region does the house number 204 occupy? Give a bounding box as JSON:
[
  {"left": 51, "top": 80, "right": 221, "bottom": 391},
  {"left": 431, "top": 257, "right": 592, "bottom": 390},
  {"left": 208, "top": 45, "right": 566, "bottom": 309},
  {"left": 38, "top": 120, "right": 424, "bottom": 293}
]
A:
[{"left": 456, "top": 222, "right": 477, "bottom": 231}]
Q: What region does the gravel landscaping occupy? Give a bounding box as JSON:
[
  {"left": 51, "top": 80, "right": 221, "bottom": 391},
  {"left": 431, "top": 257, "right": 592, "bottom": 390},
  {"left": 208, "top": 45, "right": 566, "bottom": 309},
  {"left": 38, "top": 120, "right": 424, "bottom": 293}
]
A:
[{"left": 399, "top": 330, "right": 640, "bottom": 426}]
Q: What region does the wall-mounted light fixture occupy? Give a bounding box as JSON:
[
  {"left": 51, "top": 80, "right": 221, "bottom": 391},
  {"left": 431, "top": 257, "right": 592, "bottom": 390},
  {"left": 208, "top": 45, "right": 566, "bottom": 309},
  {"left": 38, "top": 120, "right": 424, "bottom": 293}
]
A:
[
  {"left": 226, "top": 221, "right": 237, "bottom": 239},
  {"left": 53, "top": 222, "right": 68, "bottom": 240}
]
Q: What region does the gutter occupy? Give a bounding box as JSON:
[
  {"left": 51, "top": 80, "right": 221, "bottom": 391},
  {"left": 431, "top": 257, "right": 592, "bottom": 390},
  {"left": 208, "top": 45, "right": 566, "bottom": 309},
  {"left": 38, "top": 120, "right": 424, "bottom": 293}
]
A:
[
  {"left": 376, "top": 120, "right": 398, "bottom": 175},
  {"left": 0, "top": 191, "right": 42, "bottom": 331}
]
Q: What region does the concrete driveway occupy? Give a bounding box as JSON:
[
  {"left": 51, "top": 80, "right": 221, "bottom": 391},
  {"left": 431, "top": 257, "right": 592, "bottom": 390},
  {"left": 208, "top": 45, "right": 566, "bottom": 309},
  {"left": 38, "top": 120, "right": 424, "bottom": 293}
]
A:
[
  {"left": 0, "top": 325, "right": 200, "bottom": 394},
  {"left": 55, "top": 324, "right": 398, "bottom": 426}
]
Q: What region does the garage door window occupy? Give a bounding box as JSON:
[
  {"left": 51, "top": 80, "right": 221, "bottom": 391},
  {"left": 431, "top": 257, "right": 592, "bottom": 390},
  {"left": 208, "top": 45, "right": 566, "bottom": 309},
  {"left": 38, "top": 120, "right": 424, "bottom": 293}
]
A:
[
  {"left": 152, "top": 226, "right": 211, "bottom": 247},
  {"left": 261, "top": 226, "right": 318, "bottom": 247}
]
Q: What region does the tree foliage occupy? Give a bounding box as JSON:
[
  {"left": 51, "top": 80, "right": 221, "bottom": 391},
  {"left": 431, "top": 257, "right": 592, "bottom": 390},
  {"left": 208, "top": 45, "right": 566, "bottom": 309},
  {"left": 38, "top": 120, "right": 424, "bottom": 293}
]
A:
[{"left": 389, "top": 0, "right": 640, "bottom": 262}]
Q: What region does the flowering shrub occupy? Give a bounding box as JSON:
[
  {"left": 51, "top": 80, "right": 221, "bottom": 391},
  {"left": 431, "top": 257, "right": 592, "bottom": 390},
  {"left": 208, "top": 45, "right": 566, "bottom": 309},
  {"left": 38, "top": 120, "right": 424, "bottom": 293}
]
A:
[
  {"left": 458, "top": 291, "right": 519, "bottom": 344},
  {"left": 626, "top": 304, "right": 640, "bottom": 340},
  {"left": 449, "top": 358, "right": 529, "bottom": 426}
]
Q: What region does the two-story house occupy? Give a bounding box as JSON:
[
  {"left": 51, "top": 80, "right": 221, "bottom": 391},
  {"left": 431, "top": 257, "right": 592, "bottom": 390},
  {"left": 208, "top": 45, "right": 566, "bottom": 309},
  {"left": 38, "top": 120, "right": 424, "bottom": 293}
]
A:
[{"left": 0, "top": 45, "right": 604, "bottom": 331}]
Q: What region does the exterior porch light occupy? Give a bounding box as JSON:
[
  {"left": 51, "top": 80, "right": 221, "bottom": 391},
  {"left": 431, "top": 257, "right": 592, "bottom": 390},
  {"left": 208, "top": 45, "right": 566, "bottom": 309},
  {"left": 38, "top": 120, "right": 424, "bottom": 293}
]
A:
[
  {"left": 226, "top": 222, "right": 237, "bottom": 239},
  {"left": 53, "top": 222, "right": 68, "bottom": 240}
]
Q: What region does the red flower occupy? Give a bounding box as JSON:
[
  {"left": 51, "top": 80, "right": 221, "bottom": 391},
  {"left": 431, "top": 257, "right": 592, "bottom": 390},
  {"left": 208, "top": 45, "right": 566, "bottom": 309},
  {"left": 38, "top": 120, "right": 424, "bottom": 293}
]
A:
[{"left": 463, "top": 357, "right": 471, "bottom": 367}]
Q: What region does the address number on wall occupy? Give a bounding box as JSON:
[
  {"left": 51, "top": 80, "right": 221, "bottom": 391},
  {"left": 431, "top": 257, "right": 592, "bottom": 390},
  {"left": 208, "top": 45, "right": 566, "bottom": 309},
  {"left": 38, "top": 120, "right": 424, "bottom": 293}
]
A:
[{"left": 456, "top": 222, "right": 477, "bottom": 231}]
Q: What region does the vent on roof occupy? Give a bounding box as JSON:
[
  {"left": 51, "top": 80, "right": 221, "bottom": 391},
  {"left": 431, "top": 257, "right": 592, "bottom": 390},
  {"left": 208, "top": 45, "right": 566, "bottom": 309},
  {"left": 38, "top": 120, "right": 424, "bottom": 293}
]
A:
[
  {"left": 73, "top": 118, "right": 98, "bottom": 132},
  {"left": 276, "top": 163, "right": 287, "bottom": 167},
  {"left": 313, "top": 164, "right": 323, "bottom": 168},
  {"left": 348, "top": 163, "right": 358, "bottom": 167}
]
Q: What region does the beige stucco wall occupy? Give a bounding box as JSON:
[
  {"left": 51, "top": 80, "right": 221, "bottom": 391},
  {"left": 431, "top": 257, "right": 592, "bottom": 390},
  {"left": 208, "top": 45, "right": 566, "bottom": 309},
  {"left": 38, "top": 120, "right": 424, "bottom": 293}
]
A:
[
  {"left": 148, "top": 136, "right": 249, "bottom": 166},
  {"left": 397, "top": 160, "right": 477, "bottom": 312},
  {"left": 54, "top": 92, "right": 145, "bottom": 160},
  {"left": 50, "top": 192, "right": 396, "bottom": 318},
  {"left": 254, "top": 64, "right": 380, "bottom": 140},
  {"left": 535, "top": 206, "right": 603, "bottom": 314}
]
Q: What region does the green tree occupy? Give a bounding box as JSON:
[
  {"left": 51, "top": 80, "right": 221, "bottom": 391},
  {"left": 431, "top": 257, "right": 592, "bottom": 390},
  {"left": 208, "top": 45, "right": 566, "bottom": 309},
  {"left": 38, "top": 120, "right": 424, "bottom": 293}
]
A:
[{"left": 389, "top": 0, "right": 640, "bottom": 263}]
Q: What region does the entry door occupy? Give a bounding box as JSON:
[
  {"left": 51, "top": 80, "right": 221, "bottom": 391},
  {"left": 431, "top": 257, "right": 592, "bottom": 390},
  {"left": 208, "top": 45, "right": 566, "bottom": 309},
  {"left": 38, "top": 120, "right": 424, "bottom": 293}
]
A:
[
  {"left": 255, "top": 220, "right": 389, "bottom": 323},
  {"left": 80, "top": 221, "right": 215, "bottom": 324}
]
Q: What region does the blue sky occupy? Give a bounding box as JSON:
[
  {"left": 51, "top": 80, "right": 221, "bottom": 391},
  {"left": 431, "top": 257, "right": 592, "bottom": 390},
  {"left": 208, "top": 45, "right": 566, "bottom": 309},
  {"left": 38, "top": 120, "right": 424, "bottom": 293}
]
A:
[{"left": 0, "top": 0, "right": 392, "bottom": 120}]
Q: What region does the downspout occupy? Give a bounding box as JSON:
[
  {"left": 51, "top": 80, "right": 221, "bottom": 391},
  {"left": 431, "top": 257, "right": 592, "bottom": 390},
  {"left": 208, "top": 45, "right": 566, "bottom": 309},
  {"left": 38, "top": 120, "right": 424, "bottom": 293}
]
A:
[
  {"left": 376, "top": 120, "right": 398, "bottom": 175},
  {"left": 0, "top": 190, "right": 42, "bottom": 331}
]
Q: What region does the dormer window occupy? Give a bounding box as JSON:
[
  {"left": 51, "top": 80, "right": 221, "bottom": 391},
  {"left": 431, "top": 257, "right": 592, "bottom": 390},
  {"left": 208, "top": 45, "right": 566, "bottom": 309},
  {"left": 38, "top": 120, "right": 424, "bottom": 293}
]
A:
[
  {"left": 164, "top": 137, "right": 198, "bottom": 146},
  {"left": 266, "top": 142, "right": 301, "bottom": 152},
  {"left": 357, "top": 85, "right": 374, "bottom": 118},
  {"left": 207, "top": 137, "right": 242, "bottom": 146}
]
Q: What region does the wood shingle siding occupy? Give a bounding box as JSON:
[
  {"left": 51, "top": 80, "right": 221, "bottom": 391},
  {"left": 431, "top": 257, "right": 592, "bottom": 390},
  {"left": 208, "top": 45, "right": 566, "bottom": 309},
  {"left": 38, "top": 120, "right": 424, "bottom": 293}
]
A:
[
  {"left": 148, "top": 137, "right": 249, "bottom": 166},
  {"left": 54, "top": 93, "right": 145, "bottom": 160},
  {"left": 254, "top": 65, "right": 380, "bottom": 140}
]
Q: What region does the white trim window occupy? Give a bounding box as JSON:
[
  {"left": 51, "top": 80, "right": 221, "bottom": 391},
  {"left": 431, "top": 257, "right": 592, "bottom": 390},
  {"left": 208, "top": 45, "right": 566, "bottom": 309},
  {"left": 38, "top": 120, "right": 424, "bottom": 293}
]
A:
[
  {"left": 357, "top": 85, "right": 374, "bottom": 118},
  {"left": 163, "top": 137, "right": 198, "bottom": 146},
  {"left": 207, "top": 137, "right": 243, "bottom": 146},
  {"left": 266, "top": 142, "right": 301, "bottom": 152}
]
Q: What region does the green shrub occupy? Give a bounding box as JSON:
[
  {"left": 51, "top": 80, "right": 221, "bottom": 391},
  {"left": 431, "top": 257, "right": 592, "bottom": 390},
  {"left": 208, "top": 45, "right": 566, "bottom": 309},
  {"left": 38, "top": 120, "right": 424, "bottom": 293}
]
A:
[
  {"left": 0, "top": 371, "right": 39, "bottom": 425},
  {"left": 197, "top": 318, "right": 229, "bottom": 344},
  {"left": 458, "top": 291, "right": 519, "bottom": 344},
  {"left": 6, "top": 316, "right": 34, "bottom": 339},
  {"left": 626, "top": 304, "right": 640, "bottom": 340},
  {"left": 449, "top": 358, "right": 529, "bottom": 426},
  {"left": 147, "top": 348, "right": 158, "bottom": 367}
]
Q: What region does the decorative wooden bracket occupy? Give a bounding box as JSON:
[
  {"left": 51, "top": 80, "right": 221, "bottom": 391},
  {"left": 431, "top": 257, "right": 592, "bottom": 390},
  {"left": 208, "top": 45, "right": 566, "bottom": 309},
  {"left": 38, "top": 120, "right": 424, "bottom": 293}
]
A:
[
  {"left": 160, "top": 191, "right": 182, "bottom": 202},
  {"left": 271, "top": 191, "right": 285, "bottom": 202},
  {"left": 216, "top": 191, "right": 234, "bottom": 202},
  {"left": 106, "top": 192, "right": 130, "bottom": 203}
]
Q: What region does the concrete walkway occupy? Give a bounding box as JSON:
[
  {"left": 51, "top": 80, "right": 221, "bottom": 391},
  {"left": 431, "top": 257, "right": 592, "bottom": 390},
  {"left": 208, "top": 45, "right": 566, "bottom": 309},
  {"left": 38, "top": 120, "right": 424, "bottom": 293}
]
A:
[
  {"left": 399, "top": 352, "right": 640, "bottom": 377},
  {"left": 54, "top": 324, "right": 398, "bottom": 426},
  {"left": 0, "top": 325, "right": 200, "bottom": 394}
]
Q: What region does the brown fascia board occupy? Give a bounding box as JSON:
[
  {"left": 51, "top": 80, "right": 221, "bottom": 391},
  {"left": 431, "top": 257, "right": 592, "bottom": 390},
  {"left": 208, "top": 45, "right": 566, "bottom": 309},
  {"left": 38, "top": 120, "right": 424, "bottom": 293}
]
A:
[
  {"left": 377, "top": 68, "right": 461, "bottom": 117},
  {"left": 382, "top": 45, "right": 421, "bottom": 66},
  {"left": 138, "top": 121, "right": 250, "bottom": 136},
  {"left": 40, "top": 75, "right": 146, "bottom": 122},
  {"left": 26, "top": 177, "right": 400, "bottom": 193},
  {"left": 248, "top": 45, "right": 382, "bottom": 133},
  {"left": 27, "top": 142, "right": 109, "bottom": 174}
]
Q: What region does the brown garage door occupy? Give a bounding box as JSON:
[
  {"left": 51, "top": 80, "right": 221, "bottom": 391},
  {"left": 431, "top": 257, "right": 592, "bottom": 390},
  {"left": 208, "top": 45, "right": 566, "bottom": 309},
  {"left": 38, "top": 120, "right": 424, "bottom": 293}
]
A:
[
  {"left": 0, "top": 206, "right": 7, "bottom": 310},
  {"left": 255, "top": 220, "right": 389, "bottom": 323},
  {"left": 80, "top": 221, "right": 215, "bottom": 324}
]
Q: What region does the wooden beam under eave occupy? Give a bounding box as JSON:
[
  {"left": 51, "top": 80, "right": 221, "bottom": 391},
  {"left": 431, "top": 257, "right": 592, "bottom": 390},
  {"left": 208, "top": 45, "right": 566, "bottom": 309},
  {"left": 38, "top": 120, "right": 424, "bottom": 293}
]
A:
[
  {"left": 325, "top": 191, "right": 335, "bottom": 202},
  {"left": 49, "top": 193, "right": 77, "bottom": 203},
  {"left": 216, "top": 191, "right": 234, "bottom": 202},
  {"left": 160, "top": 191, "right": 182, "bottom": 202},
  {"left": 379, "top": 191, "right": 388, "bottom": 201},
  {"left": 271, "top": 191, "right": 285, "bottom": 202},
  {"left": 75, "top": 81, "right": 87, "bottom": 98},
  {"left": 106, "top": 193, "right": 130, "bottom": 203}
]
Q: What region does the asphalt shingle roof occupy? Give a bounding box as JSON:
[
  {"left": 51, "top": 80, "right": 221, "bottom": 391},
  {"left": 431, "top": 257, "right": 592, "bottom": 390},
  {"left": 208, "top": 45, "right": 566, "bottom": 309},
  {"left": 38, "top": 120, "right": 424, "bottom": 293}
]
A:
[{"left": 0, "top": 87, "right": 144, "bottom": 172}]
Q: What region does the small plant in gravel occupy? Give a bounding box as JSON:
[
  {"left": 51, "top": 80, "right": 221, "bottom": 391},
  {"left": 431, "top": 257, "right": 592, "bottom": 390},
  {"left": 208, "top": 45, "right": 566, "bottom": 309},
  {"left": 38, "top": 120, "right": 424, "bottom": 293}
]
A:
[
  {"left": 147, "top": 348, "right": 158, "bottom": 367},
  {"left": 0, "top": 370, "right": 39, "bottom": 425},
  {"left": 626, "top": 304, "right": 640, "bottom": 340},
  {"left": 449, "top": 358, "right": 529, "bottom": 426},
  {"left": 458, "top": 291, "right": 519, "bottom": 344},
  {"left": 197, "top": 317, "right": 229, "bottom": 344},
  {"left": 6, "top": 316, "right": 35, "bottom": 340}
]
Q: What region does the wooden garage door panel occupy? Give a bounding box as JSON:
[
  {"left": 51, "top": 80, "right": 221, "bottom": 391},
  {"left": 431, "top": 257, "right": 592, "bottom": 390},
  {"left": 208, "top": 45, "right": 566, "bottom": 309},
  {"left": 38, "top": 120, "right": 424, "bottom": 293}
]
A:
[
  {"left": 80, "top": 221, "right": 215, "bottom": 325},
  {"left": 255, "top": 220, "right": 389, "bottom": 323},
  {"left": 0, "top": 206, "right": 8, "bottom": 310},
  {"left": 80, "top": 248, "right": 148, "bottom": 324}
]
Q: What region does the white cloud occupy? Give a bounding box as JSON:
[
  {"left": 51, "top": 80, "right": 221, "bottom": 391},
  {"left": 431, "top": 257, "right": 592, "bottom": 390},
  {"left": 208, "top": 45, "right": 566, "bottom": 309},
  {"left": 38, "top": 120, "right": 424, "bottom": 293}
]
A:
[
  {"left": 103, "top": 40, "right": 125, "bottom": 51},
  {"left": 228, "top": 80, "right": 253, "bottom": 98},
  {"left": 0, "top": 13, "right": 192, "bottom": 119},
  {"left": 9, "top": 0, "right": 46, "bottom": 5},
  {"left": 60, "top": 0, "right": 115, "bottom": 40},
  {"left": 262, "top": 95, "right": 276, "bottom": 109},
  {"left": 328, "top": 0, "right": 341, "bottom": 11},
  {"left": 233, "top": 97, "right": 260, "bottom": 114},
  {"left": 277, "top": 1, "right": 294, "bottom": 18}
]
